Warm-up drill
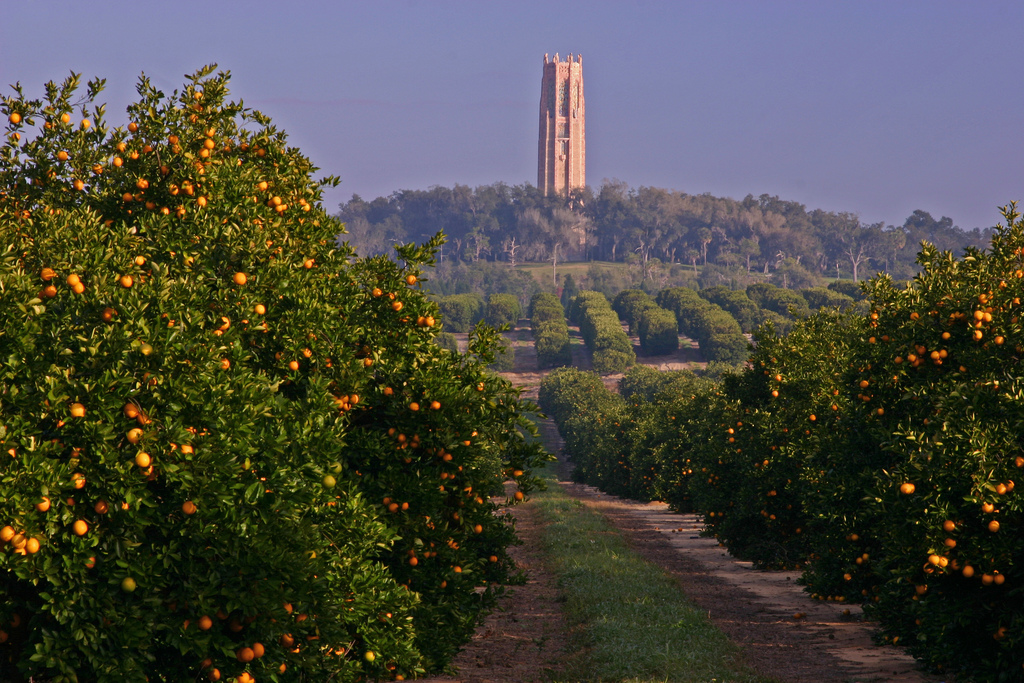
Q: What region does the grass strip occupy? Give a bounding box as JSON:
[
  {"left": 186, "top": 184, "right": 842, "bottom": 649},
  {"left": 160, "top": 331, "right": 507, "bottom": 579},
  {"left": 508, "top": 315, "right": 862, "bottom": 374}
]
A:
[{"left": 532, "top": 466, "right": 777, "bottom": 683}]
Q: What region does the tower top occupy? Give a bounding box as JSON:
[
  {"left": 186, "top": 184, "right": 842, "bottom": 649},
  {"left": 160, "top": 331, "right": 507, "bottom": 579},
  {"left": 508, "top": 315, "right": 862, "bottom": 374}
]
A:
[{"left": 543, "top": 53, "right": 583, "bottom": 65}]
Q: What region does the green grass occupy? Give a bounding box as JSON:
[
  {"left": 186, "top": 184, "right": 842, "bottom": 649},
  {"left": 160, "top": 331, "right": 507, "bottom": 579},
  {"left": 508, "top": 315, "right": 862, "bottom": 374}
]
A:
[
  {"left": 515, "top": 260, "right": 636, "bottom": 286},
  {"left": 532, "top": 463, "right": 777, "bottom": 683}
]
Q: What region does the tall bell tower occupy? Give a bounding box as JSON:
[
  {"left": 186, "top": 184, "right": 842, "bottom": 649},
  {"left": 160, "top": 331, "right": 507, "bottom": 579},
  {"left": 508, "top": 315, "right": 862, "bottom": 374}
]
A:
[{"left": 538, "top": 53, "right": 585, "bottom": 197}]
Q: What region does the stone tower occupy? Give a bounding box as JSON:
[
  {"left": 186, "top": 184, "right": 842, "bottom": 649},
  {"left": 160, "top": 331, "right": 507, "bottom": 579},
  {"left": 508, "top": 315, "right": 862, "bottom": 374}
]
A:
[{"left": 538, "top": 53, "right": 585, "bottom": 197}]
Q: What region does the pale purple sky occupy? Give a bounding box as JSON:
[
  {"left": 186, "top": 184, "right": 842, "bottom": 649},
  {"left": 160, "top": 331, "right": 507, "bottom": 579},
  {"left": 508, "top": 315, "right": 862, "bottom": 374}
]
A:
[{"left": 2, "top": 1, "right": 1021, "bottom": 230}]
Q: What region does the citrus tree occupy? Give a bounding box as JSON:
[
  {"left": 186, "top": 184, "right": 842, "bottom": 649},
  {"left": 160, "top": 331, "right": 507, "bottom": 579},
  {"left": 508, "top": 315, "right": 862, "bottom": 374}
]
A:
[{"left": 0, "top": 67, "right": 547, "bottom": 683}]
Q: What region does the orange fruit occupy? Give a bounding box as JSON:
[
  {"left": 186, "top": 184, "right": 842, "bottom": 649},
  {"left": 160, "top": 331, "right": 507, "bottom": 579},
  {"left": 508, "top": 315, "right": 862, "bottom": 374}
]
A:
[
  {"left": 233, "top": 272, "right": 247, "bottom": 285},
  {"left": 392, "top": 301, "right": 403, "bottom": 312},
  {"left": 430, "top": 400, "right": 441, "bottom": 410},
  {"left": 94, "top": 500, "right": 109, "bottom": 514},
  {"left": 288, "top": 360, "right": 300, "bottom": 371},
  {"left": 405, "top": 274, "right": 417, "bottom": 286},
  {"left": 72, "top": 520, "right": 89, "bottom": 536},
  {"left": 372, "top": 287, "right": 383, "bottom": 297},
  {"left": 25, "top": 537, "right": 40, "bottom": 554},
  {"left": 8, "top": 112, "right": 21, "bottom": 125},
  {"left": 208, "top": 668, "right": 221, "bottom": 681},
  {"left": 35, "top": 497, "right": 50, "bottom": 512},
  {"left": 0, "top": 526, "right": 15, "bottom": 543},
  {"left": 135, "top": 452, "right": 152, "bottom": 468},
  {"left": 900, "top": 483, "right": 915, "bottom": 495},
  {"left": 72, "top": 473, "right": 86, "bottom": 489},
  {"left": 198, "top": 615, "right": 213, "bottom": 630},
  {"left": 254, "top": 304, "right": 266, "bottom": 315},
  {"left": 127, "top": 428, "right": 143, "bottom": 444},
  {"left": 70, "top": 402, "right": 86, "bottom": 418},
  {"left": 989, "top": 520, "right": 1000, "bottom": 533},
  {"left": 236, "top": 647, "right": 255, "bottom": 663},
  {"left": 252, "top": 642, "right": 265, "bottom": 658}
]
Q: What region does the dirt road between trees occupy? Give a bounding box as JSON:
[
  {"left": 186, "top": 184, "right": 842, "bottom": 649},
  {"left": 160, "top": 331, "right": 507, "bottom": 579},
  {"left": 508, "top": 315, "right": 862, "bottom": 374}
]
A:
[{"left": 428, "top": 324, "right": 947, "bottom": 683}]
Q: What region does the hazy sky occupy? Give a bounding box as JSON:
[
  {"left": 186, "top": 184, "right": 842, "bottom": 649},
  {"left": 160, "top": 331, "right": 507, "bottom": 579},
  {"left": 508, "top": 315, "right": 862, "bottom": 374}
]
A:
[{"left": 2, "top": 1, "right": 1021, "bottom": 230}]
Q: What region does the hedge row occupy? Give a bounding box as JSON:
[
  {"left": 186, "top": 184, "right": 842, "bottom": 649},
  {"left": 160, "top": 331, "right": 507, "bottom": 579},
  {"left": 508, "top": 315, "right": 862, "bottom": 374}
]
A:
[
  {"left": 656, "top": 288, "right": 749, "bottom": 364},
  {"left": 529, "top": 293, "right": 572, "bottom": 369},
  {"left": 540, "top": 205, "right": 1024, "bottom": 682},
  {"left": 568, "top": 291, "right": 636, "bottom": 374},
  {"left": 612, "top": 290, "right": 679, "bottom": 357}
]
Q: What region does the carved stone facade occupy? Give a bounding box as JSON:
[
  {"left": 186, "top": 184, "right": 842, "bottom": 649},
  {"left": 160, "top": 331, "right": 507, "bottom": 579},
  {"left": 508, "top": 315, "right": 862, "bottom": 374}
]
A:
[{"left": 538, "top": 53, "right": 585, "bottom": 197}]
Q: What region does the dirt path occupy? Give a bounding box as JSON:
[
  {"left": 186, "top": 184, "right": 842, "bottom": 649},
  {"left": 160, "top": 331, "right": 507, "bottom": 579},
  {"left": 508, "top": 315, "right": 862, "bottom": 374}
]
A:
[{"left": 434, "top": 323, "right": 946, "bottom": 683}]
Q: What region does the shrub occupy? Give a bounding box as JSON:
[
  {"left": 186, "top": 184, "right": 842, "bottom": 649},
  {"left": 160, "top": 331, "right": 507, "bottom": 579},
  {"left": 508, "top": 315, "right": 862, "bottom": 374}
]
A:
[
  {"left": 435, "top": 331, "right": 459, "bottom": 353},
  {"left": 487, "top": 336, "right": 515, "bottom": 372},
  {"left": 800, "top": 286, "right": 855, "bottom": 311},
  {"left": 530, "top": 293, "right": 572, "bottom": 369},
  {"left": 827, "top": 279, "right": 867, "bottom": 301},
  {"left": 437, "top": 293, "right": 484, "bottom": 332},
  {"left": 698, "top": 286, "right": 761, "bottom": 333},
  {"left": 746, "top": 283, "right": 810, "bottom": 319},
  {"left": 611, "top": 289, "right": 656, "bottom": 335},
  {"left": 570, "top": 291, "right": 635, "bottom": 374},
  {"left": 637, "top": 307, "right": 679, "bottom": 356},
  {"left": 0, "top": 68, "right": 549, "bottom": 681},
  {"left": 484, "top": 293, "right": 521, "bottom": 328}
]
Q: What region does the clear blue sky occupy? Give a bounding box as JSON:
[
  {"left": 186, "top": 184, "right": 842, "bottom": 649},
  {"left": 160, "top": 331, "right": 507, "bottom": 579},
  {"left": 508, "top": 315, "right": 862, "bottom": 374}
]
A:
[{"left": 2, "top": 1, "right": 1021, "bottom": 230}]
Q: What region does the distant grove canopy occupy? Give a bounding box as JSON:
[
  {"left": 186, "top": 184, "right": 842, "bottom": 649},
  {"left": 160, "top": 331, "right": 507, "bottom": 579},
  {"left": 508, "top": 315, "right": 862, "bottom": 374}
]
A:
[{"left": 337, "top": 182, "right": 992, "bottom": 283}]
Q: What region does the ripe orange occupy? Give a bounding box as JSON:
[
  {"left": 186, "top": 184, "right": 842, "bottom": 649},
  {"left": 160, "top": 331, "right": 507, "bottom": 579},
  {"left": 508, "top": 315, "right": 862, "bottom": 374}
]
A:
[
  {"left": 208, "top": 669, "right": 221, "bottom": 681},
  {"left": 254, "top": 304, "right": 266, "bottom": 315},
  {"left": 303, "top": 258, "right": 314, "bottom": 269},
  {"left": 900, "top": 483, "right": 916, "bottom": 495},
  {"left": 70, "top": 402, "right": 86, "bottom": 418},
  {"left": 988, "top": 520, "right": 1000, "bottom": 533},
  {"left": 252, "top": 642, "right": 265, "bottom": 658},
  {"left": 0, "top": 526, "right": 15, "bottom": 543},
  {"left": 36, "top": 497, "right": 50, "bottom": 512},
  {"left": 405, "top": 274, "right": 417, "bottom": 286},
  {"left": 8, "top": 112, "right": 21, "bottom": 124},
  {"left": 288, "top": 360, "right": 300, "bottom": 371},
  {"left": 135, "top": 452, "right": 152, "bottom": 468},
  {"left": 392, "top": 301, "right": 403, "bottom": 312},
  {"left": 127, "top": 428, "right": 143, "bottom": 444},
  {"left": 430, "top": 400, "right": 441, "bottom": 410},
  {"left": 94, "top": 500, "right": 109, "bottom": 514},
  {"left": 409, "top": 402, "right": 420, "bottom": 412},
  {"left": 514, "top": 491, "right": 524, "bottom": 501},
  {"left": 119, "top": 275, "right": 133, "bottom": 288},
  {"left": 72, "top": 520, "right": 89, "bottom": 536},
  {"left": 72, "top": 473, "right": 86, "bottom": 489},
  {"left": 233, "top": 272, "right": 247, "bottom": 285},
  {"left": 198, "top": 615, "right": 213, "bottom": 630},
  {"left": 372, "top": 287, "right": 383, "bottom": 297},
  {"left": 236, "top": 646, "right": 255, "bottom": 663},
  {"left": 25, "top": 538, "right": 40, "bottom": 554}
]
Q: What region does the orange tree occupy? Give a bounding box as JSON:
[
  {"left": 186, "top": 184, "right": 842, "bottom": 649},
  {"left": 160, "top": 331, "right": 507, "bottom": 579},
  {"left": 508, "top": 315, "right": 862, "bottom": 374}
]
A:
[
  {"left": 0, "top": 67, "right": 547, "bottom": 683},
  {"left": 847, "top": 205, "right": 1024, "bottom": 679}
]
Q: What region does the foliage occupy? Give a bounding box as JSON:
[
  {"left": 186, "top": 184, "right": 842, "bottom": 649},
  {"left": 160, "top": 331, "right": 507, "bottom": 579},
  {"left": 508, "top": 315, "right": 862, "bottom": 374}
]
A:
[
  {"left": 800, "top": 286, "right": 855, "bottom": 311},
  {"left": 746, "top": 283, "right": 810, "bottom": 319},
  {"left": 698, "top": 286, "right": 760, "bottom": 333},
  {"left": 529, "top": 293, "right": 572, "bottom": 369},
  {"left": 425, "top": 260, "right": 542, "bottom": 312},
  {"left": 434, "top": 331, "right": 459, "bottom": 354},
  {"left": 656, "top": 287, "right": 748, "bottom": 365},
  {"left": 611, "top": 289, "right": 656, "bottom": 335},
  {"left": 486, "top": 336, "right": 515, "bottom": 372},
  {"left": 637, "top": 307, "right": 679, "bottom": 357},
  {"left": 483, "top": 293, "right": 521, "bottom": 329},
  {"left": 540, "top": 204, "right": 1024, "bottom": 681},
  {"left": 0, "top": 68, "right": 549, "bottom": 682},
  {"left": 339, "top": 181, "right": 992, "bottom": 284},
  {"left": 436, "top": 293, "right": 484, "bottom": 333},
  {"left": 827, "top": 279, "right": 867, "bottom": 301},
  {"left": 568, "top": 291, "right": 635, "bottom": 374}
]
